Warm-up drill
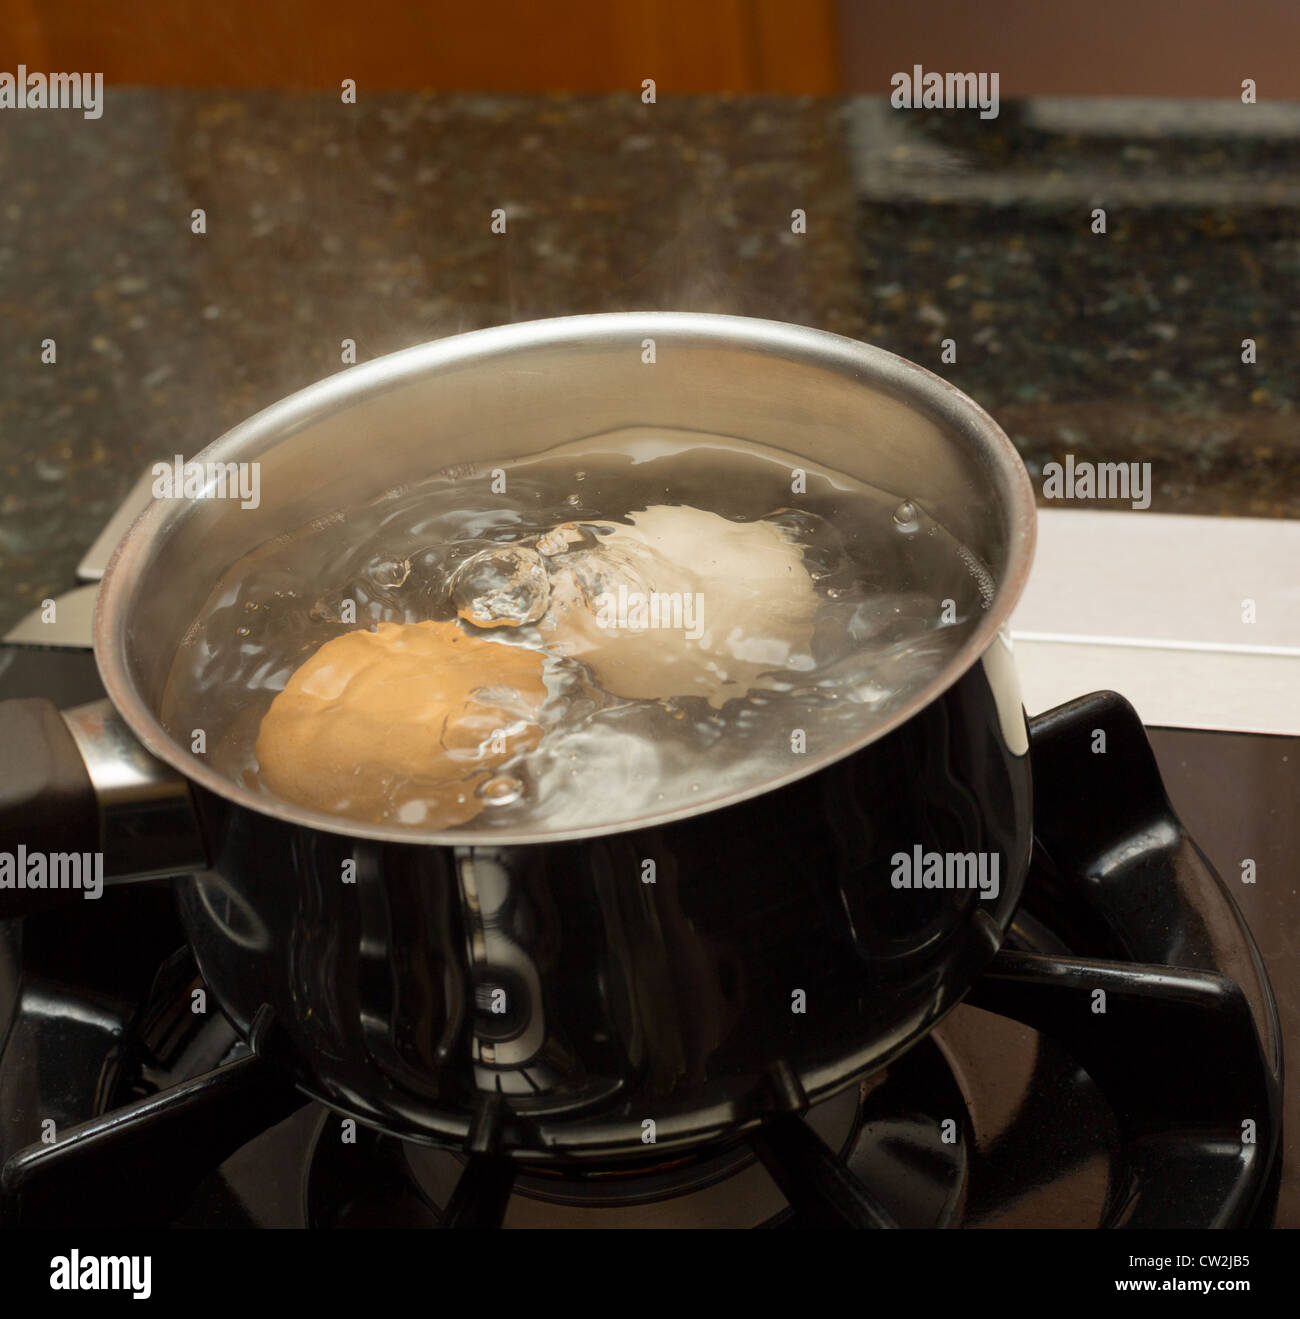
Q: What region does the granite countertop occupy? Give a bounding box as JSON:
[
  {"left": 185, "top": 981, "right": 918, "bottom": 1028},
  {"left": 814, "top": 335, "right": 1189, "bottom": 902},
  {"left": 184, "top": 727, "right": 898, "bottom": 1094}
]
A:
[{"left": 1, "top": 90, "right": 1297, "bottom": 634}]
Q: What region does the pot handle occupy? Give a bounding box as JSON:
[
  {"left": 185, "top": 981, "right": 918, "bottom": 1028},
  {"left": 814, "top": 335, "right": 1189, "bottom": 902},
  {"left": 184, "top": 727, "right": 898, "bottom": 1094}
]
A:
[{"left": 0, "top": 697, "right": 207, "bottom": 919}]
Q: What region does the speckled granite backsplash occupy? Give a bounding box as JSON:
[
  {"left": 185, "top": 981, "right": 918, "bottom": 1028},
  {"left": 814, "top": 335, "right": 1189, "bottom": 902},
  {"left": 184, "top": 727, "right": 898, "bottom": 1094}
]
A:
[{"left": 1, "top": 91, "right": 1297, "bottom": 633}]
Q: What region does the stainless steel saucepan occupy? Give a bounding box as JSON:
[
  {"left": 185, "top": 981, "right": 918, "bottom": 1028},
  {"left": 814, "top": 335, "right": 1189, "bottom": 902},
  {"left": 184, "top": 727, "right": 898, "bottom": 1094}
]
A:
[{"left": 0, "top": 313, "right": 1036, "bottom": 1158}]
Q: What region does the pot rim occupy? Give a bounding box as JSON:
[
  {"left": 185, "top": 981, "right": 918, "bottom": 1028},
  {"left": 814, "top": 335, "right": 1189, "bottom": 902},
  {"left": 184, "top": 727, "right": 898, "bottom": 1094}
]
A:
[{"left": 94, "top": 311, "right": 1037, "bottom": 846}]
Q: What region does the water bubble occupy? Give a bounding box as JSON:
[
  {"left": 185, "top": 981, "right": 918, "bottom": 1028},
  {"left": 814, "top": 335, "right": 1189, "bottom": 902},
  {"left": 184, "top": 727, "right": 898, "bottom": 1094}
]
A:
[
  {"left": 450, "top": 545, "right": 549, "bottom": 627},
  {"left": 537, "top": 521, "right": 602, "bottom": 557},
  {"left": 479, "top": 774, "right": 524, "bottom": 806},
  {"left": 892, "top": 500, "right": 920, "bottom": 534},
  {"left": 370, "top": 557, "right": 411, "bottom": 589},
  {"left": 957, "top": 544, "right": 997, "bottom": 608}
]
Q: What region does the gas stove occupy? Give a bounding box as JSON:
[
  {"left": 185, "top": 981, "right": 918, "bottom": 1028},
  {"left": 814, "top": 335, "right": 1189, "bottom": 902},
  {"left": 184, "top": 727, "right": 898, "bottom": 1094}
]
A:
[
  {"left": 0, "top": 634, "right": 1285, "bottom": 1229},
  {"left": 0, "top": 474, "right": 1291, "bottom": 1231}
]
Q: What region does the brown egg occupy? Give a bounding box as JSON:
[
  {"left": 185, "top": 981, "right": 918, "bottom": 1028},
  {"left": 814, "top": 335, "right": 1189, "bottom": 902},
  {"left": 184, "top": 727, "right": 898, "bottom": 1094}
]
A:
[{"left": 255, "top": 620, "right": 547, "bottom": 827}]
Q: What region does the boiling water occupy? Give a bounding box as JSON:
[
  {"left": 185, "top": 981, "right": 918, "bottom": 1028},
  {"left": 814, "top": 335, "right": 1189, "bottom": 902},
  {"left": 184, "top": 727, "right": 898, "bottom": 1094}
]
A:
[{"left": 160, "top": 428, "right": 995, "bottom": 833}]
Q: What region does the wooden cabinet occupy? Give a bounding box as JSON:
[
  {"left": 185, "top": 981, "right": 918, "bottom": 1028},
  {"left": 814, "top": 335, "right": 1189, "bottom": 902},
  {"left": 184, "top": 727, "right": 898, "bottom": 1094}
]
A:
[{"left": 0, "top": 0, "right": 842, "bottom": 93}]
